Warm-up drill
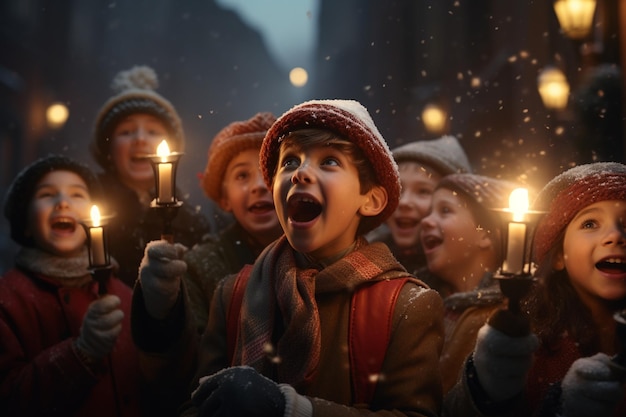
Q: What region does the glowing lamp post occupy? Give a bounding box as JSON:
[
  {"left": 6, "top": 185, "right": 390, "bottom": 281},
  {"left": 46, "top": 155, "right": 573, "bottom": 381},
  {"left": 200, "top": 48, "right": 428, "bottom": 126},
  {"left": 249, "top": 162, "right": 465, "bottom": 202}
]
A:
[
  {"left": 489, "top": 189, "right": 545, "bottom": 336},
  {"left": 147, "top": 139, "right": 184, "bottom": 242},
  {"left": 553, "top": 0, "right": 597, "bottom": 40},
  {"left": 82, "top": 204, "right": 113, "bottom": 295},
  {"left": 538, "top": 67, "right": 570, "bottom": 111}
]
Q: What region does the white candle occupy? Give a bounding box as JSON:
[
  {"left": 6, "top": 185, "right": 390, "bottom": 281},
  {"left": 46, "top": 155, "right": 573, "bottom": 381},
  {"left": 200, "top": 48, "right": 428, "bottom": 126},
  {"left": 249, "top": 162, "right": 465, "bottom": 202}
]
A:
[
  {"left": 89, "top": 205, "right": 106, "bottom": 266},
  {"left": 503, "top": 188, "right": 529, "bottom": 275},
  {"left": 158, "top": 162, "right": 173, "bottom": 203},
  {"left": 504, "top": 222, "right": 526, "bottom": 274},
  {"left": 156, "top": 140, "right": 174, "bottom": 203}
]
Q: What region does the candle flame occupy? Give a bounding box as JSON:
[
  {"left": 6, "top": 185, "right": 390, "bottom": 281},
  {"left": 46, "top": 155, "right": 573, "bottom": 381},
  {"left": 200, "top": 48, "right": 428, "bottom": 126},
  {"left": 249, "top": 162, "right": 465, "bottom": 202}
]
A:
[
  {"left": 157, "top": 140, "right": 170, "bottom": 161},
  {"left": 509, "top": 188, "right": 529, "bottom": 222},
  {"left": 90, "top": 205, "right": 102, "bottom": 227}
]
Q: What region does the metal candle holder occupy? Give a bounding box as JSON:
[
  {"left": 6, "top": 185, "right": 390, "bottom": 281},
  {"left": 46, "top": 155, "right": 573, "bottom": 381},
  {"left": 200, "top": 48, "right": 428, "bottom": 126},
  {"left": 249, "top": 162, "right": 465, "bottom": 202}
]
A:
[
  {"left": 81, "top": 205, "right": 115, "bottom": 295},
  {"left": 145, "top": 140, "right": 184, "bottom": 243},
  {"left": 488, "top": 193, "right": 546, "bottom": 337}
]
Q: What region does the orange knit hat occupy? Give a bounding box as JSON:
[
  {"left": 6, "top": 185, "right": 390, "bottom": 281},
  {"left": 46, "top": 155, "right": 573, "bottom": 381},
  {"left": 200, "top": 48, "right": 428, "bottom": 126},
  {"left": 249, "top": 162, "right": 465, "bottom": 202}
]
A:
[{"left": 202, "top": 112, "right": 277, "bottom": 202}]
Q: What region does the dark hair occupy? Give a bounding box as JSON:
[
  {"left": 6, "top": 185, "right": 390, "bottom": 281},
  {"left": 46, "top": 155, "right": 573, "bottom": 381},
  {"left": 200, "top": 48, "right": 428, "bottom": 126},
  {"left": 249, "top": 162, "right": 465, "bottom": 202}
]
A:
[
  {"left": 3, "top": 154, "right": 101, "bottom": 247},
  {"left": 524, "top": 230, "right": 626, "bottom": 354},
  {"left": 279, "top": 128, "right": 378, "bottom": 234}
]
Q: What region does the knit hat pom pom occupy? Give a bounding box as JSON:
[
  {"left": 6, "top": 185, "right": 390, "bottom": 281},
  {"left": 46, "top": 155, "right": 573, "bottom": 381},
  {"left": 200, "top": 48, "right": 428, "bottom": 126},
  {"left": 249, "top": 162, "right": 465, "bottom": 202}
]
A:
[{"left": 110, "top": 65, "right": 159, "bottom": 93}]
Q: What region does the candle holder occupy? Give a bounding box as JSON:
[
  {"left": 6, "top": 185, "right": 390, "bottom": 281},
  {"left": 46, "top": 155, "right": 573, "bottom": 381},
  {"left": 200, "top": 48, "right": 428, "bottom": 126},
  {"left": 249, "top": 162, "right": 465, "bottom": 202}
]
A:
[
  {"left": 145, "top": 140, "right": 184, "bottom": 243},
  {"left": 488, "top": 189, "right": 546, "bottom": 337},
  {"left": 81, "top": 205, "right": 115, "bottom": 295}
]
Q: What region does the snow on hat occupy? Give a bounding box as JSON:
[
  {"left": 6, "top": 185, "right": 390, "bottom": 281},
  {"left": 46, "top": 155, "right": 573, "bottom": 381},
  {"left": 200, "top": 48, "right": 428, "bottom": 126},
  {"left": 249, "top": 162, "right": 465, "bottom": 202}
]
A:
[
  {"left": 392, "top": 135, "right": 472, "bottom": 175},
  {"left": 437, "top": 173, "right": 517, "bottom": 212},
  {"left": 260, "top": 99, "right": 400, "bottom": 232},
  {"left": 91, "top": 65, "right": 184, "bottom": 171},
  {"left": 532, "top": 162, "right": 626, "bottom": 266},
  {"left": 202, "top": 112, "right": 277, "bottom": 202},
  {"left": 3, "top": 154, "right": 101, "bottom": 247}
]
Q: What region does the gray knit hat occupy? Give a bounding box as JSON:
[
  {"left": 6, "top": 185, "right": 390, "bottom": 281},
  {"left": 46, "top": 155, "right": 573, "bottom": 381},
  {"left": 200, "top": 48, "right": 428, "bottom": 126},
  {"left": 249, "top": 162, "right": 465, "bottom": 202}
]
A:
[
  {"left": 533, "top": 162, "right": 626, "bottom": 266},
  {"left": 260, "top": 99, "right": 400, "bottom": 233},
  {"left": 4, "top": 154, "right": 101, "bottom": 247},
  {"left": 392, "top": 135, "right": 472, "bottom": 175},
  {"left": 91, "top": 66, "right": 184, "bottom": 171}
]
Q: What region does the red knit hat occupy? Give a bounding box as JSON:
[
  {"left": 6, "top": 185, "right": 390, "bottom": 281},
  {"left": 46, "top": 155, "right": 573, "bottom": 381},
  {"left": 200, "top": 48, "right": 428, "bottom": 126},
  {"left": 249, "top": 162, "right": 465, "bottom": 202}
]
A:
[
  {"left": 532, "top": 162, "right": 626, "bottom": 266},
  {"left": 201, "top": 112, "right": 277, "bottom": 202},
  {"left": 260, "top": 99, "right": 400, "bottom": 232}
]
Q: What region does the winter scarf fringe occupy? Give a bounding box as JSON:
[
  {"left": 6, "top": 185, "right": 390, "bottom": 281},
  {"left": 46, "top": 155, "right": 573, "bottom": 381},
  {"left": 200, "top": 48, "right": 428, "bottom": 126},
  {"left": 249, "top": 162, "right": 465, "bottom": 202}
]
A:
[{"left": 233, "top": 235, "right": 411, "bottom": 390}]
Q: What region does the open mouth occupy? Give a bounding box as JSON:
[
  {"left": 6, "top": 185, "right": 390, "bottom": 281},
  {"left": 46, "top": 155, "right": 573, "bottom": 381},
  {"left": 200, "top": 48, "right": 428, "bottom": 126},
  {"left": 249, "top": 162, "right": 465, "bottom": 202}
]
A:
[
  {"left": 422, "top": 234, "right": 443, "bottom": 251},
  {"left": 287, "top": 194, "right": 322, "bottom": 223},
  {"left": 596, "top": 257, "right": 626, "bottom": 274},
  {"left": 249, "top": 201, "right": 274, "bottom": 214},
  {"left": 395, "top": 217, "right": 419, "bottom": 230},
  {"left": 51, "top": 217, "right": 77, "bottom": 233}
]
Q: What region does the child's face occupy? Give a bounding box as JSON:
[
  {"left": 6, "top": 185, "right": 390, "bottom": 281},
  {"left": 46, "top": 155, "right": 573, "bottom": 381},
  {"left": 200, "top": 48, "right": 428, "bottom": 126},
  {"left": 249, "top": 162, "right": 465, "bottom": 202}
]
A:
[
  {"left": 386, "top": 161, "right": 441, "bottom": 249},
  {"left": 111, "top": 113, "right": 169, "bottom": 191},
  {"left": 26, "top": 171, "right": 91, "bottom": 257},
  {"left": 559, "top": 200, "right": 626, "bottom": 304},
  {"left": 420, "top": 188, "right": 492, "bottom": 285},
  {"left": 273, "top": 140, "right": 385, "bottom": 261},
  {"left": 220, "top": 148, "right": 282, "bottom": 245}
]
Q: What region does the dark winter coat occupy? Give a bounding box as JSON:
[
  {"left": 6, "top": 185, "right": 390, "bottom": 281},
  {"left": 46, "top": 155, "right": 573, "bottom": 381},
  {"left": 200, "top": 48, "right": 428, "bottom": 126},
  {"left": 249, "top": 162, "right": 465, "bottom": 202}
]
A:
[
  {"left": 183, "top": 237, "right": 445, "bottom": 417},
  {"left": 98, "top": 173, "right": 211, "bottom": 288},
  {"left": 184, "top": 222, "right": 273, "bottom": 335},
  {"left": 0, "top": 249, "right": 141, "bottom": 417}
]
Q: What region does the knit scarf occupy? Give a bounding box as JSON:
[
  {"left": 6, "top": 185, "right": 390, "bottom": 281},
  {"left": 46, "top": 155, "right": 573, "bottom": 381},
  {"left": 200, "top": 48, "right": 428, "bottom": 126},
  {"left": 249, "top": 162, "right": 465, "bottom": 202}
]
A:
[
  {"left": 233, "top": 235, "right": 412, "bottom": 390},
  {"left": 14, "top": 246, "right": 93, "bottom": 287}
]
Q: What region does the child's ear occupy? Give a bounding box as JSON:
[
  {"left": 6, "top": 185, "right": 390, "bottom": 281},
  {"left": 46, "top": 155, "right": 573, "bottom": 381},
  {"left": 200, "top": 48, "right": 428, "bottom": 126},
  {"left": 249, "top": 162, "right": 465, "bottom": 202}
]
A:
[
  {"left": 219, "top": 195, "right": 232, "bottom": 213},
  {"left": 359, "top": 185, "right": 388, "bottom": 217},
  {"left": 477, "top": 228, "right": 493, "bottom": 250},
  {"left": 553, "top": 251, "right": 566, "bottom": 271}
]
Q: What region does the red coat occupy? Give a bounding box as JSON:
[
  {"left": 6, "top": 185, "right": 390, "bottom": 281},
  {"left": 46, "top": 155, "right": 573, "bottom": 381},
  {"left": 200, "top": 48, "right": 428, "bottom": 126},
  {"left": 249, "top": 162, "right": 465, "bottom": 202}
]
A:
[{"left": 0, "top": 267, "right": 142, "bottom": 417}]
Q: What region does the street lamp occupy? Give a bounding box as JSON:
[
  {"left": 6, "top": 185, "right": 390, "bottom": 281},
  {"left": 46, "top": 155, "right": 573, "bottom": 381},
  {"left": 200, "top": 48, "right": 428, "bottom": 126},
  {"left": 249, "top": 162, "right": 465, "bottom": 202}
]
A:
[
  {"left": 537, "top": 67, "right": 570, "bottom": 111},
  {"left": 553, "top": 0, "right": 597, "bottom": 40}
]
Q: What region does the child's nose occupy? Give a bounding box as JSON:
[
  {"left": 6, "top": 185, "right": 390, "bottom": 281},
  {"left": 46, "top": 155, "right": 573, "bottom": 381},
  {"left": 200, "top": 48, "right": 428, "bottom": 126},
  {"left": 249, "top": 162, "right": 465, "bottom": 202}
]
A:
[
  {"left": 54, "top": 194, "right": 70, "bottom": 209},
  {"left": 604, "top": 222, "right": 626, "bottom": 246},
  {"left": 291, "top": 163, "right": 313, "bottom": 184}
]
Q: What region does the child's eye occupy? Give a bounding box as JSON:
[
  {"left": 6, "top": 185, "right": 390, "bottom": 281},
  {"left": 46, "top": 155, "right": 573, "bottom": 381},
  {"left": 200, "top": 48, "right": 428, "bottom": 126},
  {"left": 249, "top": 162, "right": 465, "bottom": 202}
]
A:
[
  {"left": 234, "top": 171, "right": 250, "bottom": 181},
  {"left": 281, "top": 157, "right": 300, "bottom": 169},
  {"left": 581, "top": 219, "right": 597, "bottom": 229},
  {"left": 417, "top": 187, "right": 434, "bottom": 196},
  {"left": 321, "top": 157, "right": 340, "bottom": 166}
]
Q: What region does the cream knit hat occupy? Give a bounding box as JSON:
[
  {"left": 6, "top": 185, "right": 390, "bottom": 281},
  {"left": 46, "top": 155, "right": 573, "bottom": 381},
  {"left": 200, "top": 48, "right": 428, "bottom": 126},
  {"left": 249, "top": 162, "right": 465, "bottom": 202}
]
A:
[
  {"left": 392, "top": 135, "right": 472, "bottom": 175},
  {"left": 91, "top": 66, "right": 184, "bottom": 171}
]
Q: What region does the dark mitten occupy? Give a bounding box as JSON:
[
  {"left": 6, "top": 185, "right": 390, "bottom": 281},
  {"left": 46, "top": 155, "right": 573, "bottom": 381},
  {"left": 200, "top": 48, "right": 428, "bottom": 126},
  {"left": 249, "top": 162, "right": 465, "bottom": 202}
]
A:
[
  {"left": 561, "top": 353, "right": 626, "bottom": 417},
  {"left": 473, "top": 323, "right": 539, "bottom": 402},
  {"left": 139, "top": 240, "right": 187, "bottom": 319},
  {"left": 192, "top": 366, "right": 286, "bottom": 417},
  {"left": 75, "top": 294, "right": 124, "bottom": 362}
]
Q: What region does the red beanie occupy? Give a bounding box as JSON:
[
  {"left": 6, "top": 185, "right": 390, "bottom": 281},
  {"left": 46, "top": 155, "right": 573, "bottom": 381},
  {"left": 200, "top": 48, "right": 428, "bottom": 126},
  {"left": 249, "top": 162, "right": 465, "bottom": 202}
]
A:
[
  {"left": 532, "top": 162, "right": 626, "bottom": 266},
  {"left": 201, "top": 112, "right": 276, "bottom": 202},
  {"left": 260, "top": 99, "right": 400, "bottom": 232}
]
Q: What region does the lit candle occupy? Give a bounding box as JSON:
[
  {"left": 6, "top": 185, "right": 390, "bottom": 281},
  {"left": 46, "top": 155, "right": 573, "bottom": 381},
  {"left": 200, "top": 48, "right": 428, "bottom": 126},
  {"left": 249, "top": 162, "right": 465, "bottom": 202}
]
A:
[
  {"left": 89, "top": 205, "right": 107, "bottom": 266},
  {"left": 503, "top": 188, "right": 529, "bottom": 275},
  {"left": 156, "top": 140, "right": 174, "bottom": 203}
]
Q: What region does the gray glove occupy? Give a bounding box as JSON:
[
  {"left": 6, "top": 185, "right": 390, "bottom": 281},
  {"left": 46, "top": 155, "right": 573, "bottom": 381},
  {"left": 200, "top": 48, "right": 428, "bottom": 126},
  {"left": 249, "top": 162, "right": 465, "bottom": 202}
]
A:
[
  {"left": 473, "top": 323, "right": 539, "bottom": 402},
  {"left": 75, "top": 294, "right": 124, "bottom": 362},
  {"left": 561, "top": 353, "right": 626, "bottom": 417},
  {"left": 139, "top": 240, "right": 187, "bottom": 319}
]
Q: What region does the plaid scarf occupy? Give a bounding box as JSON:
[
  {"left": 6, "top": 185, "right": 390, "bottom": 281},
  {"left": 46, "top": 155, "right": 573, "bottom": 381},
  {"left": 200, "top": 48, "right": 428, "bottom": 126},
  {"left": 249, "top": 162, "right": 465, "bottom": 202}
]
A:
[{"left": 233, "top": 236, "right": 411, "bottom": 390}]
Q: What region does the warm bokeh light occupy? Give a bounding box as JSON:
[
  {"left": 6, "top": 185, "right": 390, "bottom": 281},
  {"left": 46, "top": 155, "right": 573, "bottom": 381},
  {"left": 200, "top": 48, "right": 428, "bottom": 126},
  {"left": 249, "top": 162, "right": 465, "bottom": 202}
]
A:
[
  {"left": 553, "top": 0, "right": 597, "bottom": 40},
  {"left": 46, "top": 102, "right": 69, "bottom": 129},
  {"left": 289, "top": 67, "right": 308, "bottom": 87},
  {"left": 537, "top": 67, "right": 570, "bottom": 110},
  {"left": 421, "top": 103, "right": 447, "bottom": 134}
]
